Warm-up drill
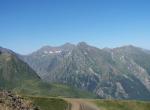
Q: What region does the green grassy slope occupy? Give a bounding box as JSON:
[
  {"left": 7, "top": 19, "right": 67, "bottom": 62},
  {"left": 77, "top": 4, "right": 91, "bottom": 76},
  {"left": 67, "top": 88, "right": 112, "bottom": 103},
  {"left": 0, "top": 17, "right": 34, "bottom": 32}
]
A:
[
  {"left": 0, "top": 51, "right": 40, "bottom": 89},
  {"left": 27, "top": 97, "right": 70, "bottom": 110},
  {"left": 14, "top": 81, "right": 97, "bottom": 98},
  {"left": 93, "top": 100, "right": 150, "bottom": 110}
]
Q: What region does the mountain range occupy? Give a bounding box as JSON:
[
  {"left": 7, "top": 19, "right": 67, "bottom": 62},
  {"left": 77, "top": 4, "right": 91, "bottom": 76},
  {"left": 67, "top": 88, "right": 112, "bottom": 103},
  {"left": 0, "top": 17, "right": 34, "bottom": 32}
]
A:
[
  {"left": 0, "top": 46, "right": 96, "bottom": 98},
  {"left": 1, "top": 42, "right": 150, "bottom": 100}
]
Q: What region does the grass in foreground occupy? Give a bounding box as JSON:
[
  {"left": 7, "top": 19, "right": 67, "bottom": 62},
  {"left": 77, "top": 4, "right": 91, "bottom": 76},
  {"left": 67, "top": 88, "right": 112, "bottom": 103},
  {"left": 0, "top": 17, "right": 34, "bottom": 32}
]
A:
[
  {"left": 93, "top": 99, "right": 150, "bottom": 110},
  {"left": 13, "top": 80, "right": 96, "bottom": 99},
  {"left": 22, "top": 95, "right": 150, "bottom": 110},
  {"left": 25, "top": 96, "right": 70, "bottom": 110}
]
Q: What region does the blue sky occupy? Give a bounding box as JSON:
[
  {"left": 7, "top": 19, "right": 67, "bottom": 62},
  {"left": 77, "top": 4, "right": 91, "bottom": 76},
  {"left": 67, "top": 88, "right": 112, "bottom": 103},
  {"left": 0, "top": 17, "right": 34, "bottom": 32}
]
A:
[{"left": 0, "top": 0, "right": 150, "bottom": 54}]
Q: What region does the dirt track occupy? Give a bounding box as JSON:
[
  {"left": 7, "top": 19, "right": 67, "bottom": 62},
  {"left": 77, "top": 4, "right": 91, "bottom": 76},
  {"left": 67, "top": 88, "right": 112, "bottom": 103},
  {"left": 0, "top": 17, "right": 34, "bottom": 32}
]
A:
[{"left": 65, "top": 98, "right": 100, "bottom": 110}]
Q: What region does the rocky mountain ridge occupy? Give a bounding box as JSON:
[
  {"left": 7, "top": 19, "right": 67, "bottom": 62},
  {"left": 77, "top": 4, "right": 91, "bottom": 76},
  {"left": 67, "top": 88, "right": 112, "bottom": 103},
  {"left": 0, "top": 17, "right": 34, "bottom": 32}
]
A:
[{"left": 22, "top": 42, "right": 150, "bottom": 100}]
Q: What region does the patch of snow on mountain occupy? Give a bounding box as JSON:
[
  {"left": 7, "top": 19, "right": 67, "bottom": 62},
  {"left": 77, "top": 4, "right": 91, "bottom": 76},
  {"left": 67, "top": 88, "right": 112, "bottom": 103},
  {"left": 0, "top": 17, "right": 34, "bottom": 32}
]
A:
[
  {"left": 43, "top": 50, "right": 62, "bottom": 54},
  {"left": 55, "top": 50, "right": 62, "bottom": 53}
]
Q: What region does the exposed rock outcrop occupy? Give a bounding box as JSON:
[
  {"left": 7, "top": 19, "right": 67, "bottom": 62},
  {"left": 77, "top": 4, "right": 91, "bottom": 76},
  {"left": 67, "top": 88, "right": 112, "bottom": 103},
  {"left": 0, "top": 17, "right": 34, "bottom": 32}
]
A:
[{"left": 0, "top": 91, "right": 39, "bottom": 110}]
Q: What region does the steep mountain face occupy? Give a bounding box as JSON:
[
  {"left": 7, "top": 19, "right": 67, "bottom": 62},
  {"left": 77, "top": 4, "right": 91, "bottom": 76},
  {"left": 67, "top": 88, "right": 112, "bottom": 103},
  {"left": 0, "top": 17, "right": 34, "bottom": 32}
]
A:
[
  {"left": 0, "top": 47, "right": 40, "bottom": 89},
  {"left": 23, "top": 43, "right": 150, "bottom": 100},
  {"left": 0, "top": 46, "right": 95, "bottom": 98},
  {"left": 22, "top": 43, "right": 75, "bottom": 78}
]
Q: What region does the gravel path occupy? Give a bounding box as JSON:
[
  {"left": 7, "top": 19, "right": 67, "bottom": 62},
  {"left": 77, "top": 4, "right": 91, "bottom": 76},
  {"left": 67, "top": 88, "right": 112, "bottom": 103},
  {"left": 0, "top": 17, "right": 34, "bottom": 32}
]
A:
[{"left": 65, "top": 98, "right": 100, "bottom": 110}]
